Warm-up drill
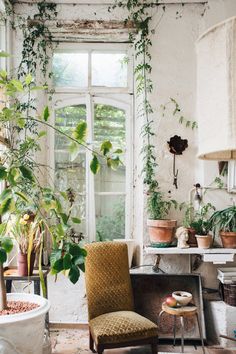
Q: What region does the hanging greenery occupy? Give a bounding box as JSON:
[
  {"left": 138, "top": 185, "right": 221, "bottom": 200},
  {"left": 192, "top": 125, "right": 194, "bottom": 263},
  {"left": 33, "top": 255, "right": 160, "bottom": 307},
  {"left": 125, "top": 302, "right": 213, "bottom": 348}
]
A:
[{"left": 6, "top": 1, "right": 57, "bottom": 81}]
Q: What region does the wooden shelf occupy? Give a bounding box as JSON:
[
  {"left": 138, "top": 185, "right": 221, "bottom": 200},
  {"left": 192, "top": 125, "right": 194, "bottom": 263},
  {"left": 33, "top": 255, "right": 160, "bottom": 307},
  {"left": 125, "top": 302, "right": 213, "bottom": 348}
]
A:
[
  {"left": 145, "top": 247, "right": 236, "bottom": 264},
  {"left": 145, "top": 247, "right": 236, "bottom": 255}
]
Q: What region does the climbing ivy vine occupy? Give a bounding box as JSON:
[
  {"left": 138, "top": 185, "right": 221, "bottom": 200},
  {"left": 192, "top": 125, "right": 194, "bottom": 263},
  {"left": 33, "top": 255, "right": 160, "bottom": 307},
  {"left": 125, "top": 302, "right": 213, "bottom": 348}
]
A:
[{"left": 6, "top": 1, "right": 57, "bottom": 81}]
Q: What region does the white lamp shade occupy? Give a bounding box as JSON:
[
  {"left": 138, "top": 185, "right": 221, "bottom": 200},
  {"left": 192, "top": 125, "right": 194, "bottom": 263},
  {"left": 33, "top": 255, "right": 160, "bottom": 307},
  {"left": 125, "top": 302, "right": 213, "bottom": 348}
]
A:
[{"left": 196, "top": 16, "right": 236, "bottom": 160}]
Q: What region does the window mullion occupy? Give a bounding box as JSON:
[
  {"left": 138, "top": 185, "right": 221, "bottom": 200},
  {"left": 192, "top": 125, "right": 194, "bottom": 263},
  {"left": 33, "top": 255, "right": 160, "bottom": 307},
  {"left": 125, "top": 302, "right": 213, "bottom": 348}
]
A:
[{"left": 86, "top": 93, "right": 96, "bottom": 242}]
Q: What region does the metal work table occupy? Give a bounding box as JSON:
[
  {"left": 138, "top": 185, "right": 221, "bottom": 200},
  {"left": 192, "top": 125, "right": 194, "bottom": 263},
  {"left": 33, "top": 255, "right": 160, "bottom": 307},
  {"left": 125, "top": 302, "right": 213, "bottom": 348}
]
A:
[{"left": 4, "top": 267, "right": 50, "bottom": 298}]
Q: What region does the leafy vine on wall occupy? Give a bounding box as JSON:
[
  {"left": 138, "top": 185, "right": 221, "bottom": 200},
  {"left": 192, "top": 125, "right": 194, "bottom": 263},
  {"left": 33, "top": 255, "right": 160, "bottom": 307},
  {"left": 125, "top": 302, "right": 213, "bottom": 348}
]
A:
[{"left": 6, "top": 1, "right": 57, "bottom": 81}]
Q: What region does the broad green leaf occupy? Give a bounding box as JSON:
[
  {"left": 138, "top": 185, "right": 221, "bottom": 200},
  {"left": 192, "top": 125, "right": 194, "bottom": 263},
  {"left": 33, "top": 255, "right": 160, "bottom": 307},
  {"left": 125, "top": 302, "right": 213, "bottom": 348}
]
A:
[
  {"left": 0, "top": 69, "right": 7, "bottom": 79},
  {"left": 78, "top": 263, "right": 85, "bottom": 272},
  {"left": 72, "top": 121, "right": 87, "bottom": 142},
  {"left": 60, "top": 191, "right": 68, "bottom": 200},
  {"left": 38, "top": 131, "right": 47, "bottom": 138},
  {"left": 59, "top": 213, "right": 69, "bottom": 225},
  {"left": 114, "top": 149, "right": 123, "bottom": 154},
  {"left": 25, "top": 73, "right": 33, "bottom": 85},
  {"left": 107, "top": 156, "right": 120, "bottom": 170},
  {"left": 19, "top": 165, "right": 34, "bottom": 181},
  {"left": 50, "top": 249, "right": 62, "bottom": 264},
  {"left": 16, "top": 118, "right": 26, "bottom": 129},
  {"left": 11, "top": 79, "right": 24, "bottom": 92},
  {"left": 0, "top": 165, "right": 7, "bottom": 180},
  {"left": 0, "top": 248, "right": 7, "bottom": 264},
  {"left": 69, "top": 142, "right": 80, "bottom": 161},
  {"left": 31, "top": 85, "right": 48, "bottom": 91},
  {"left": 90, "top": 155, "right": 100, "bottom": 174},
  {"left": 0, "top": 52, "right": 10, "bottom": 58},
  {"left": 43, "top": 106, "right": 50, "bottom": 121},
  {"left": 100, "top": 140, "right": 112, "bottom": 156},
  {"left": 0, "top": 197, "right": 14, "bottom": 215},
  {"left": 69, "top": 264, "right": 80, "bottom": 284},
  {"left": 1, "top": 237, "right": 13, "bottom": 253},
  {"left": 52, "top": 258, "right": 64, "bottom": 273},
  {"left": 14, "top": 191, "right": 29, "bottom": 202},
  {"left": 71, "top": 217, "right": 81, "bottom": 224},
  {"left": 0, "top": 223, "right": 7, "bottom": 235},
  {"left": 63, "top": 253, "right": 72, "bottom": 270},
  {"left": 69, "top": 243, "right": 85, "bottom": 257},
  {"left": 72, "top": 255, "right": 85, "bottom": 266}
]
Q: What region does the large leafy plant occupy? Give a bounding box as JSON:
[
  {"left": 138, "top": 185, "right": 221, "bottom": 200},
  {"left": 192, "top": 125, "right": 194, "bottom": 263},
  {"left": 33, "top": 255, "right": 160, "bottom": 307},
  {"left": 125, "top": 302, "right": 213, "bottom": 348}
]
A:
[
  {"left": 209, "top": 205, "right": 236, "bottom": 234},
  {"left": 189, "top": 203, "right": 215, "bottom": 236},
  {"left": 0, "top": 66, "right": 122, "bottom": 310},
  {"left": 147, "top": 190, "right": 177, "bottom": 220}
]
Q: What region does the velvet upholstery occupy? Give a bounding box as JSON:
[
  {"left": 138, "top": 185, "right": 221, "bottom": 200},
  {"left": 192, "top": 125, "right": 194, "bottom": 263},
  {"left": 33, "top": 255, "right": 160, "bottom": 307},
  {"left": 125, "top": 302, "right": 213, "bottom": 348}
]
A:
[{"left": 85, "top": 242, "right": 158, "bottom": 353}]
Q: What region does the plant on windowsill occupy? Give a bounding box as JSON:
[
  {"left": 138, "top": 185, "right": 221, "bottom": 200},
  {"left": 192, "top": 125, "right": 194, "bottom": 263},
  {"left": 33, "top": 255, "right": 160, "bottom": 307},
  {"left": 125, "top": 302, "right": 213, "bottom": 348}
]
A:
[
  {"left": 208, "top": 205, "right": 236, "bottom": 249},
  {"left": 189, "top": 203, "right": 216, "bottom": 249}
]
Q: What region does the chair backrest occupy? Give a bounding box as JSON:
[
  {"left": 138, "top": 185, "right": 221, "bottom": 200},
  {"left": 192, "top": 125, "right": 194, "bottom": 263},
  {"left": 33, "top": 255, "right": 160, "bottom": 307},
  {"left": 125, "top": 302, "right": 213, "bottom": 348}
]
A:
[{"left": 85, "top": 242, "right": 134, "bottom": 320}]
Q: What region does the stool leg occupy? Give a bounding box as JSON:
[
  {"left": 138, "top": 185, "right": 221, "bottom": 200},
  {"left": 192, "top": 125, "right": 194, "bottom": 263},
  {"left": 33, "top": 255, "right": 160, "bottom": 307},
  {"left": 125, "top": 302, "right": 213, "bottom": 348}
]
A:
[
  {"left": 196, "top": 314, "right": 205, "bottom": 354},
  {"left": 173, "top": 315, "right": 176, "bottom": 347},
  {"left": 158, "top": 310, "right": 165, "bottom": 327},
  {"left": 180, "top": 316, "right": 184, "bottom": 353}
]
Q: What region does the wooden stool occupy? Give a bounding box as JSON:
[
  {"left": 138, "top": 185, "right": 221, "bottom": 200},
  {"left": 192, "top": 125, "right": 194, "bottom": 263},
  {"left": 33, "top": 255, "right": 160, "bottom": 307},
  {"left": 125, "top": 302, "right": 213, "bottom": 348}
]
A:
[{"left": 159, "top": 303, "right": 205, "bottom": 354}]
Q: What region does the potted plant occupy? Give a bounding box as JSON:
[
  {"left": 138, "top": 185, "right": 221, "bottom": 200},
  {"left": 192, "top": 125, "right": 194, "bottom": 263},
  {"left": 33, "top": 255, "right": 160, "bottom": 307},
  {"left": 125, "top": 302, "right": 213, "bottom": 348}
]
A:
[
  {"left": 209, "top": 205, "right": 236, "bottom": 248},
  {"left": 147, "top": 190, "right": 177, "bottom": 247},
  {"left": 10, "top": 212, "right": 41, "bottom": 276},
  {"left": 190, "top": 203, "right": 215, "bottom": 249},
  {"left": 0, "top": 66, "right": 122, "bottom": 352},
  {"left": 182, "top": 202, "right": 198, "bottom": 247}
]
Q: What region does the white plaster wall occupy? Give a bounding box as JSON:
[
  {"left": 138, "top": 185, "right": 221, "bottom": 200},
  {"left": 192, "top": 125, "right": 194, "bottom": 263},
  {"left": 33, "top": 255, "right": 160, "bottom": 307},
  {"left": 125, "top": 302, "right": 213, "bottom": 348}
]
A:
[{"left": 10, "top": 0, "right": 236, "bottom": 323}]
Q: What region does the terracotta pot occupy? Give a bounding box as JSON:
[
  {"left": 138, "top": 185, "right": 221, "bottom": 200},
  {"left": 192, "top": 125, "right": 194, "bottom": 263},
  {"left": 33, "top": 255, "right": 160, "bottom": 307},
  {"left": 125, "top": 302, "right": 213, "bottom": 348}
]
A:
[
  {"left": 195, "top": 234, "right": 212, "bottom": 249},
  {"left": 147, "top": 219, "right": 177, "bottom": 247},
  {"left": 17, "top": 252, "right": 36, "bottom": 276},
  {"left": 220, "top": 231, "right": 236, "bottom": 248},
  {"left": 187, "top": 227, "right": 197, "bottom": 247}
]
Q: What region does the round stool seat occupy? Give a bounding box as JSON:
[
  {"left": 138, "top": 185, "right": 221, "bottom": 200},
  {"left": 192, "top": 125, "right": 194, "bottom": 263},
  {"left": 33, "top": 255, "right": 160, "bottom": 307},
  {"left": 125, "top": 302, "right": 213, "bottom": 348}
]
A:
[{"left": 161, "top": 303, "right": 197, "bottom": 317}]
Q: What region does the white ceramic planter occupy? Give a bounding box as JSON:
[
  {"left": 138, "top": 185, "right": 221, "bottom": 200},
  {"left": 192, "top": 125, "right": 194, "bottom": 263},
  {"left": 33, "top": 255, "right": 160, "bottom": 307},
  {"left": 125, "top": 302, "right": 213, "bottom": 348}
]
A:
[{"left": 0, "top": 293, "right": 50, "bottom": 354}]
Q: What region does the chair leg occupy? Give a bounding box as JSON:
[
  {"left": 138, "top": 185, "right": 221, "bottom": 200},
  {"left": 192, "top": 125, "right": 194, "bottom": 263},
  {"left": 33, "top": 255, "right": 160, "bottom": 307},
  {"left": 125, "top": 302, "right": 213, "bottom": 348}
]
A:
[
  {"left": 151, "top": 342, "right": 158, "bottom": 354},
  {"left": 89, "top": 330, "right": 96, "bottom": 353},
  {"left": 97, "top": 344, "right": 103, "bottom": 354}
]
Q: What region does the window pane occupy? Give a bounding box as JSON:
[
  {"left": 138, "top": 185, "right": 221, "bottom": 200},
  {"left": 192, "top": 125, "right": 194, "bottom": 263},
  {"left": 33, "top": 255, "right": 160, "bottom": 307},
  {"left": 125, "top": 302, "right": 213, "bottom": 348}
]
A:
[
  {"left": 55, "top": 105, "right": 87, "bottom": 235},
  {"left": 52, "top": 53, "right": 88, "bottom": 87},
  {"left": 94, "top": 104, "right": 126, "bottom": 193},
  {"left": 92, "top": 53, "right": 128, "bottom": 87},
  {"left": 96, "top": 196, "right": 125, "bottom": 241}
]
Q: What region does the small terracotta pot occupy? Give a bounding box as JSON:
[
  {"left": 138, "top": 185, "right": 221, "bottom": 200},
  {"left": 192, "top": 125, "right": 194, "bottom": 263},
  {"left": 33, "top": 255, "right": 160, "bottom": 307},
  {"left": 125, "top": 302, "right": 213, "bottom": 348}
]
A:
[
  {"left": 17, "top": 252, "right": 36, "bottom": 276},
  {"left": 147, "top": 219, "right": 177, "bottom": 247},
  {"left": 196, "top": 234, "right": 212, "bottom": 249},
  {"left": 187, "top": 227, "right": 197, "bottom": 247},
  {"left": 220, "top": 231, "right": 236, "bottom": 248}
]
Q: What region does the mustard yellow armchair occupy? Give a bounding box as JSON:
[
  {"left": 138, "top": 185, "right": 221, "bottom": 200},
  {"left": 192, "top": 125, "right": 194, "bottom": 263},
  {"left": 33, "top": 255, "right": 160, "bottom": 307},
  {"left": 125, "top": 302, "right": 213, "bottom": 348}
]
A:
[{"left": 85, "top": 242, "right": 158, "bottom": 354}]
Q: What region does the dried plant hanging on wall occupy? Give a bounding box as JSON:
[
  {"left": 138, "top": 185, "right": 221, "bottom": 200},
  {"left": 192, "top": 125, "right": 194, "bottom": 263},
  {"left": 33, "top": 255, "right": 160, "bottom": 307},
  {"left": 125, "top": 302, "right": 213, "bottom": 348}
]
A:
[{"left": 167, "top": 135, "right": 188, "bottom": 189}]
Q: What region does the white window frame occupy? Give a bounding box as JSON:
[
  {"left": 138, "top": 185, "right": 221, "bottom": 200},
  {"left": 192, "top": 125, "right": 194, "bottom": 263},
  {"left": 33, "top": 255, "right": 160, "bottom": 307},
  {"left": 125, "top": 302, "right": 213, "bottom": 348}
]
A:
[{"left": 48, "top": 43, "right": 134, "bottom": 242}]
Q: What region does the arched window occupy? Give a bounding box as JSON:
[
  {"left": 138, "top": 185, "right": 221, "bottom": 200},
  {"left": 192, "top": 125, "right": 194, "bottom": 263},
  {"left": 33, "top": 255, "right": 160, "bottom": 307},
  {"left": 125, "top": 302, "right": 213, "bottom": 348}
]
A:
[{"left": 50, "top": 44, "right": 133, "bottom": 242}]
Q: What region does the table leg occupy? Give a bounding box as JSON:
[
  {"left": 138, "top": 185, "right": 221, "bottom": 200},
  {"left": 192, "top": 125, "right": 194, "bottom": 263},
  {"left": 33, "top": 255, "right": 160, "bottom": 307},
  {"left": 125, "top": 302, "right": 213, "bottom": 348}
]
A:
[
  {"left": 180, "top": 316, "right": 184, "bottom": 353},
  {"left": 6, "top": 280, "right": 12, "bottom": 293},
  {"left": 196, "top": 313, "right": 205, "bottom": 354},
  {"left": 34, "top": 280, "right": 41, "bottom": 296},
  {"left": 173, "top": 315, "right": 176, "bottom": 346}
]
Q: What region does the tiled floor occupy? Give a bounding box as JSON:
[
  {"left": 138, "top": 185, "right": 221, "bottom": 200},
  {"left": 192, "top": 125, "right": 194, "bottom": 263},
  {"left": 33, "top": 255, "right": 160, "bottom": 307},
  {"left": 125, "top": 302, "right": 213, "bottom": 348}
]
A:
[{"left": 50, "top": 328, "right": 236, "bottom": 354}]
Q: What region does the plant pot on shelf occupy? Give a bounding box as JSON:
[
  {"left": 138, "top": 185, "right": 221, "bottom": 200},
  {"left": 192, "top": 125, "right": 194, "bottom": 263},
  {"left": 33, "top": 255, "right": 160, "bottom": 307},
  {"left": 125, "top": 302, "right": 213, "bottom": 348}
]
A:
[
  {"left": 0, "top": 293, "right": 50, "bottom": 354},
  {"left": 187, "top": 228, "right": 197, "bottom": 247},
  {"left": 147, "top": 219, "right": 177, "bottom": 247},
  {"left": 17, "top": 252, "right": 36, "bottom": 276},
  {"left": 220, "top": 231, "right": 236, "bottom": 248},
  {"left": 195, "top": 234, "right": 212, "bottom": 249}
]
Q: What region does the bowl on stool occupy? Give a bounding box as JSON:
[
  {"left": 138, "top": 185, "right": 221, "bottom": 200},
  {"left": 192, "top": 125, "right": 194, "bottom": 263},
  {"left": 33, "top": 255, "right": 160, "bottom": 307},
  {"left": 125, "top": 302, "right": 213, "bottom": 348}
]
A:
[{"left": 172, "top": 291, "right": 192, "bottom": 306}]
